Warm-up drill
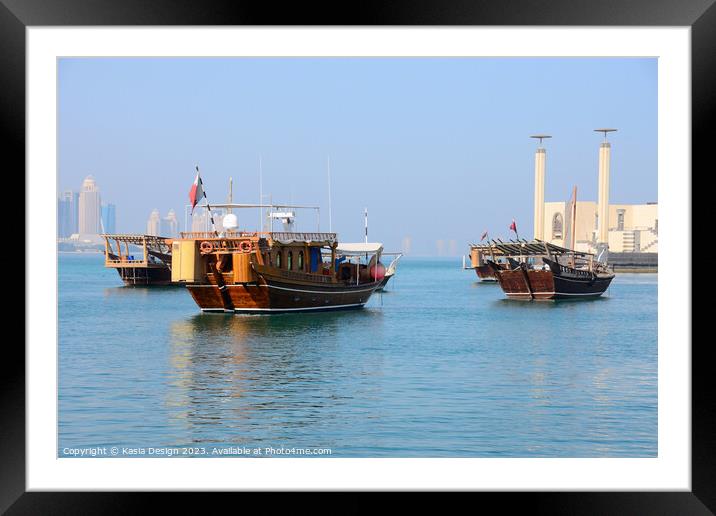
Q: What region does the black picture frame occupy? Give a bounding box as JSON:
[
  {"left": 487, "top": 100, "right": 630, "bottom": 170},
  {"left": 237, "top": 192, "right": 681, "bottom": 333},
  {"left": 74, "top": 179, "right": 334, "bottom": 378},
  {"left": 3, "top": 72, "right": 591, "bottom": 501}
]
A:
[{"left": 5, "top": 0, "right": 707, "bottom": 512}]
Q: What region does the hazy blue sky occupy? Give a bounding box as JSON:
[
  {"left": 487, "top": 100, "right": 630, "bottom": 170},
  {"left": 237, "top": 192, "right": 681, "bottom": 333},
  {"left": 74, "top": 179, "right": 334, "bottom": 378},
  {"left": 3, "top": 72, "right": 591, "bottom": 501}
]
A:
[{"left": 58, "top": 57, "right": 657, "bottom": 255}]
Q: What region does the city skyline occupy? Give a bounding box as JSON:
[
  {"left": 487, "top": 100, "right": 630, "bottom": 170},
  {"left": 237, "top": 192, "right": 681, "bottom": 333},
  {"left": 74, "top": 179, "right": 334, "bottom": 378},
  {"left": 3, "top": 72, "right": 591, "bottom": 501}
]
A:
[
  {"left": 58, "top": 57, "right": 657, "bottom": 254},
  {"left": 146, "top": 208, "right": 178, "bottom": 237},
  {"left": 57, "top": 175, "right": 116, "bottom": 239}
]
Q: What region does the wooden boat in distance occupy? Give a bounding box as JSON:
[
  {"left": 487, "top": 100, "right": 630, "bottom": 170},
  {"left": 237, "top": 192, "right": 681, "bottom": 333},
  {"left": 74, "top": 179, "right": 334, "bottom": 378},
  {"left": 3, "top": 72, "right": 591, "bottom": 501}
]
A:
[
  {"left": 475, "top": 263, "right": 500, "bottom": 281},
  {"left": 102, "top": 234, "right": 174, "bottom": 286},
  {"left": 486, "top": 239, "right": 615, "bottom": 300},
  {"left": 467, "top": 243, "right": 509, "bottom": 282},
  {"left": 171, "top": 231, "right": 386, "bottom": 313}
]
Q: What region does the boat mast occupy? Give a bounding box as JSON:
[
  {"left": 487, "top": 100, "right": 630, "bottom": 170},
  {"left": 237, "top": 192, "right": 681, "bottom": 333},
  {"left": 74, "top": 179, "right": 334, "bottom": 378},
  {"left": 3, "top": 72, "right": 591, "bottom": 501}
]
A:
[
  {"left": 364, "top": 208, "right": 368, "bottom": 243},
  {"left": 228, "top": 177, "right": 233, "bottom": 213},
  {"left": 259, "top": 155, "right": 263, "bottom": 232},
  {"left": 327, "top": 155, "right": 333, "bottom": 233},
  {"left": 571, "top": 185, "right": 577, "bottom": 267}
]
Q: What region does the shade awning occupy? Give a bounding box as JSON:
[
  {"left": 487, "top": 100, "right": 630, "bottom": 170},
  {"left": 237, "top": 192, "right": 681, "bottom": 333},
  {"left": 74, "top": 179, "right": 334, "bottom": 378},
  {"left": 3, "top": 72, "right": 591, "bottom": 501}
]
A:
[
  {"left": 335, "top": 242, "right": 383, "bottom": 254},
  {"left": 469, "top": 239, "right": 595, "bottom": 258}
]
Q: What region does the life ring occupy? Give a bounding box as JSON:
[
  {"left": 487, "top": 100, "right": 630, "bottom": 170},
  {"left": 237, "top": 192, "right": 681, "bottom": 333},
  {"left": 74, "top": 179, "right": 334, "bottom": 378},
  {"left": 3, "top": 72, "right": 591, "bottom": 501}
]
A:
[
  {"left": 199, "top": 241, "right": 214, "bottom": 254},
  {"left": 239, "top": 240, "right": 253, "bottom": 253}
]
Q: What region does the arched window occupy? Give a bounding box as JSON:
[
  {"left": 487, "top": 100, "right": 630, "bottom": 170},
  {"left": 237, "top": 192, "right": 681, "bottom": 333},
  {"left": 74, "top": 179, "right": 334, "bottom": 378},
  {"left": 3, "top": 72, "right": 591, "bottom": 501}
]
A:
[
  {"left": 275, "top": 251, "right": 281, "bottom": 268},
  {"left": 552, "top": 212, "right": 563, "bottom": 239},
  {"left": 287, "top": 251, "right": 293, "bottom": 270},
  {"left": 298, "top": 251, "right": 304, "bottom": 271}
]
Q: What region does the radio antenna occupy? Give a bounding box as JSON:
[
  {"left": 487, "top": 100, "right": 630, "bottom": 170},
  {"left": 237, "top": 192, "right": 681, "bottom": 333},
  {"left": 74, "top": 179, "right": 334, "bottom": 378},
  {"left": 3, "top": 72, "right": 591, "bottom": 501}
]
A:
[
  {"left": 530, "top": 134, "right": 552, "bottom": 146},
  {"left": 594, "top": 128, "right": 617, "bottom": 141}
]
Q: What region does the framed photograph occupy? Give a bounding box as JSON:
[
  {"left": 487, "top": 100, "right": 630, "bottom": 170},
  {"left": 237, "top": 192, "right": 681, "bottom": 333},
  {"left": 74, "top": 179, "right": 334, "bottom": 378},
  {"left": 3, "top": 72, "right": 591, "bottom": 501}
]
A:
[{"left": 8, "top": 0, "right": 708, "bottom": 511}]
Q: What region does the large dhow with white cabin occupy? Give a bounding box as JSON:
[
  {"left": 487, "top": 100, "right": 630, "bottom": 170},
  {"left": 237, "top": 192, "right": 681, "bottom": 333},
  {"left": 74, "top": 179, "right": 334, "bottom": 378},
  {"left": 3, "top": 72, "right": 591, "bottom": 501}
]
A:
[
  {"left": 171, "top": 229, "right": 385, "bottom": 313},
  {"left": 174, "top": 169, "right": 386, "bottom": 313},
  {"left": 171, "top": 197, "right": 385, "bottom": 314}
]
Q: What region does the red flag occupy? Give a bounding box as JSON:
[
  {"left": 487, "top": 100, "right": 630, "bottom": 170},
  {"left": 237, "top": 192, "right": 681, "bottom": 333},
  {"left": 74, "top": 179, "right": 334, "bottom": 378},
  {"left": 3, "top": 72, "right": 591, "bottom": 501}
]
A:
[
  {"left": 189, "top": 171, "right": 204, "bottom": 214},
  {"left": 480, "top": 231, "right": 488, "bottom": 241},
  {"left": 509, "top": 220, "right": 517, "bottom": 233}
]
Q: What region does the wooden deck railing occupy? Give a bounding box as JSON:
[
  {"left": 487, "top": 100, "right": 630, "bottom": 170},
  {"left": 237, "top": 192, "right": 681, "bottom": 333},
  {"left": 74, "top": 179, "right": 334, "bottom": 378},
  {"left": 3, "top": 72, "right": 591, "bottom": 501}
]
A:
[
  {"left": 106, "top": 258, "right": 146, "bottom": 264},
  {"left": 179, "top": 231, "right": 267, "bottom": 239},
  {"left": 270, "top": 232, "right": 337, "bottom": 243},
  {"left": 105, "top": 258, "right": 166, "bottom": 268}
]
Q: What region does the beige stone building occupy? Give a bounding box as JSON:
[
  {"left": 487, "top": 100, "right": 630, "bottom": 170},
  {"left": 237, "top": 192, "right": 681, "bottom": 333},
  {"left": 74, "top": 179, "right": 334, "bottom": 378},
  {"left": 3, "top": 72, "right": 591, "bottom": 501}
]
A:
[
  {"left": 542, "top": 200, "right": 658, "bottom": 254},
  {"left": 531, "top": 130, "right": 657, "bottom": 257}
]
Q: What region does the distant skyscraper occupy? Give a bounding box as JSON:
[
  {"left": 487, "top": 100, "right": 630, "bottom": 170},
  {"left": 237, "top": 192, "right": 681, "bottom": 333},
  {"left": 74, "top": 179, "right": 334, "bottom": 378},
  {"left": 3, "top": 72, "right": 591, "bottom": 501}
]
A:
[
  {"left": 191, "top": 211, "right": 208, "bottom": 232},
  {"left": 401, "top": 236, "right": 412, "bottom": 255},
  {"left": 78, "top": 175, "right": 101, "bottom": 235},
  {"left": 147, "top": 208, "right": 161, "bottom": 236},
  {"left": 189, "top": 206, "right": 225, "bottom": 233},
  {"left": 161, "top": 209, "right": 178, "bottom": 237},
  {"left": 101, "top": 203, "right": 116, "bottom": 234},
  {"left": 57, "top": 190, "right": 79, "bottom": 238},
  {"left": 213, "top": 209, "right": 227, "bottom": 232},
  {"left": 146, "top": 209, "right": 178, "bottom": 236}
]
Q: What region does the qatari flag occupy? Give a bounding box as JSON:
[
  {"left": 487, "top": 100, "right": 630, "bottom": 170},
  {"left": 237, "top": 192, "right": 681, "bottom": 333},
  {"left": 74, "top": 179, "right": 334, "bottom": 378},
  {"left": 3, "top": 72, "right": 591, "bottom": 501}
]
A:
[
  {"left": 509, "top": 220, "right": 517, "bottom": 233},
  {"left": 189, "top": 170, "right": 204, "bottom": 214}
]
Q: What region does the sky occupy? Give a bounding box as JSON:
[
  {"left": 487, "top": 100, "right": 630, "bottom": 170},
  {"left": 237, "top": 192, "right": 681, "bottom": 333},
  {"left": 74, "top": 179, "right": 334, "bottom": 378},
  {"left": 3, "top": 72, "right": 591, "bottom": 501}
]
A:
[{"left": 58, "top": 57, "right": 657, "bottom": 255}]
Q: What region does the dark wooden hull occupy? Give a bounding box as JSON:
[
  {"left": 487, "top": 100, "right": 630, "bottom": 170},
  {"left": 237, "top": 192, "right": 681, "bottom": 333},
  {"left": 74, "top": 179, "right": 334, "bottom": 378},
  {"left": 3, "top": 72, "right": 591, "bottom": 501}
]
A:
[
  {"left": 186, "top": 274, "right": 381, "bottom": 313},
  {"left": 489, "top": 262, "right": 615, "bottom": 300},
  {"left": 114, "top": 266, "right": 173, "bottom": 286},
  {"left": 475, "top": 264, "right": 498, "bottom": 282}
]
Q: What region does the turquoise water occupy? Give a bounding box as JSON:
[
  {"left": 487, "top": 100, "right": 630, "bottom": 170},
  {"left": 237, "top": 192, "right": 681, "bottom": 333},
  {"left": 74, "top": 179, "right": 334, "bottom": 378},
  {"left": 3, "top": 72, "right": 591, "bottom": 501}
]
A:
[{"left": 58, "top": 253, "right": 657, "bottom": 457}]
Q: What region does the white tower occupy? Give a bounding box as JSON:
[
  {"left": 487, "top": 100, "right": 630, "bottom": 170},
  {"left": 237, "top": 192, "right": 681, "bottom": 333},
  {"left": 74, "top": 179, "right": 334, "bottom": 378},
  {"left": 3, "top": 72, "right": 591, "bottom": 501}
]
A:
[
  {"left": 78, "top": 175, "right": 101, "bottom": 235},
  {"left": 595, "top": 129, "right": 617, "bottom": 258},
  {"left": 147, "top": 208, "right": 161, "bottom": 236},
  {"left": 163, "top": 209, "right": 178, "bottom": 237},
  {"left": 531, "top": 135, "right": 551, "bottom": 240}
]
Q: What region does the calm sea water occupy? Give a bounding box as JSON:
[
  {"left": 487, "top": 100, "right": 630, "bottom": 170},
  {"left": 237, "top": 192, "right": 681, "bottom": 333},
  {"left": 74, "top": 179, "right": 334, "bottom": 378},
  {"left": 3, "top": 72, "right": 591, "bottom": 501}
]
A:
[{"left": 58, "top": 253, "right": 657, "bottom": 457}]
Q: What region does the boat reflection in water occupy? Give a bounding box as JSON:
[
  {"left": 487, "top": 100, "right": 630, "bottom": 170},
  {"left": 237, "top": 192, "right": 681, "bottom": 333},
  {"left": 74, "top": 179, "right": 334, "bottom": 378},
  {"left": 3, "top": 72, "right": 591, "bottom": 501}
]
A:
[
  {"left": 103, "top": 285, "right": 178, "bottom": 299},
  {"left": 165, "top": 309, "right": 385, "bottom": 444}
]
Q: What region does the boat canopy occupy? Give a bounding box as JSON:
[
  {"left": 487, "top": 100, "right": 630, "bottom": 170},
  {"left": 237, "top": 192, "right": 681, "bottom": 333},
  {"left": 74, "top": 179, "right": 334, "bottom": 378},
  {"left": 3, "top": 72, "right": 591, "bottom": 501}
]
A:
[
  {"left": 270, "top": 232, "right": 337, "bottom": 245},
  {"left": 470, "top": 239, "right": 595, "bottom": 258},
  {"left": 335, "top": 242, "right": 384, "bottom": 255}
]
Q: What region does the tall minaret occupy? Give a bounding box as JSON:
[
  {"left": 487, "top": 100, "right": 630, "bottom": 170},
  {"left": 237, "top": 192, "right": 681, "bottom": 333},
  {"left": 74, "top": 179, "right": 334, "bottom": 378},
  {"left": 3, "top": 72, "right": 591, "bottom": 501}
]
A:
[
  {"left": 531, "top": 135, "right": 551, "bottom": 240},
  {"left": 595, "top": 128, "right": 617, "bottom": 258}
]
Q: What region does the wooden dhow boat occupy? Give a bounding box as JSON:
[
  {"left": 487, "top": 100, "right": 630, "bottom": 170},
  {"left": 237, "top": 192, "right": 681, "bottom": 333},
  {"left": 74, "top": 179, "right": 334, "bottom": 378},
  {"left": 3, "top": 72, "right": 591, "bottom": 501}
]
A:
[
  {"left": 102, "top": 234, "right": 174, "bottom": 286},
  {"left": 486, "top": 240, "right": 615, "bottom": 300},
  {"left": 171, "top": 231, "right": 386, "bottom": 313},
  {"left": 465, "top": 242, "right": 508, "bottom": 282}
]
